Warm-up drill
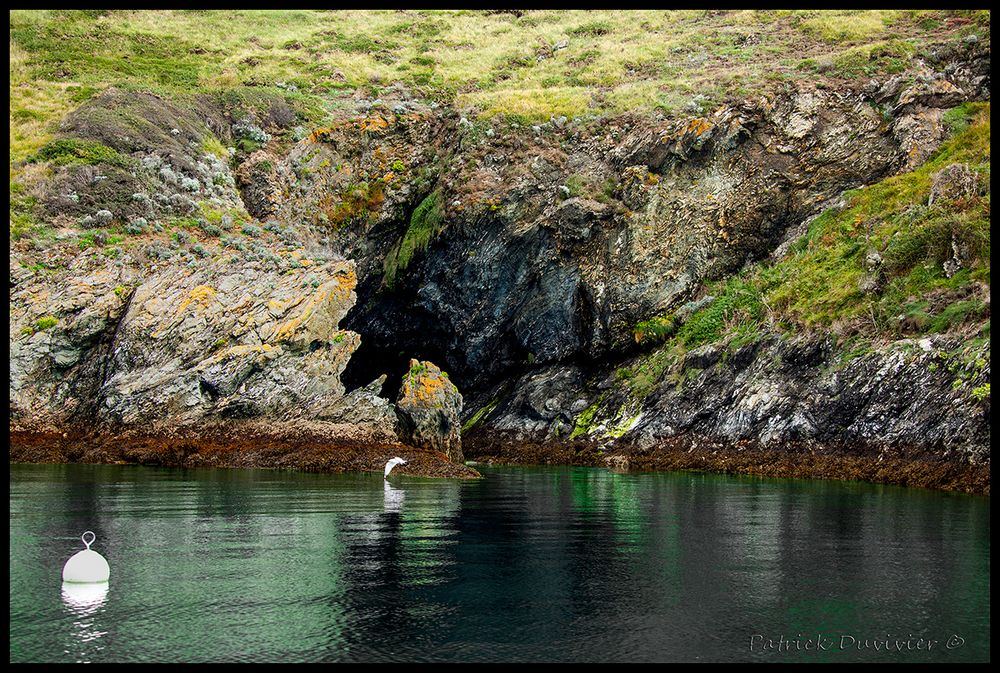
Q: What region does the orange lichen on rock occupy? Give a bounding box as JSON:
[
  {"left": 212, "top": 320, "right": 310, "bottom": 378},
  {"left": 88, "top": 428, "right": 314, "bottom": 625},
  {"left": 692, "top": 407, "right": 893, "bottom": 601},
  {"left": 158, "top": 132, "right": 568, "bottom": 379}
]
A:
[
  {"left": 196, "top": 343, "right": 281, "bottom": 369},
  {"left": 396, "top": 359, "right": 464, "bottom": 463},
  {"left": 356, "top": 116, "right": 391, "bottom": 133},
  {"left": 401, "top": 368, "right": 450, "bottom": 404},
  {"left": 309, "top": 116, "right": 392, "bottom": 144},
  {"left": 688, "top": 118, "right": 713, "bottom": 137},
  {"left": 270, "top": 270, "right": 356, "bottom": 344},
  {"left": 152, "top": 285, "right": 217, "bottom": 338},
  {"left": 308, "top": 127, "right": 334, "bottom": 143}
]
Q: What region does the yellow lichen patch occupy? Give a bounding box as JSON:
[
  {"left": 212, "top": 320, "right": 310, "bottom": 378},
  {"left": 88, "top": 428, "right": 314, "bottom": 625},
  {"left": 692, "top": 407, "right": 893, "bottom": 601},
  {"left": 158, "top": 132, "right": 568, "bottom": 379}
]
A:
[
  {"left": 308, "top": 127, "right": 334, "bottom": 143},
  {"left": 271, "top": 315, "right": 306, "bottom": 344},
  {"left": 151, "top": 285, "right": 217, "bottom": 338},
  {"left": 174, "top": 285, "right": 216, "bottom": 314},
  {"left": 309, "top": 116, "right": 392, "bottom": 144},
  {"left": 270, "top": 273, "right": 355, "bottom": 344},
  {"left": 401, "top": 371, "right": 449, "bottom": 404},
  {"left": 687, "top": 118, "right": 713, "bottom": 137},
  {"left": 332, "top": 269, "right": 357, "bottom": 300},
  {"left": 196, "top": 343, "right": 281, "bottom": 370},
  {"left": 356, "top": 116, "right": 390, "bottom": 133}
]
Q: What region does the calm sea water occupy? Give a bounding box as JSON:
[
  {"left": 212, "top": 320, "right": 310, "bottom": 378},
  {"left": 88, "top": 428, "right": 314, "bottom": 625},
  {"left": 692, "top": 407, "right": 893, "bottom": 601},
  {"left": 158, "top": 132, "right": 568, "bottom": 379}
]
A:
[{"left": 9, "top": 462, "right": 990, "bottom": 663}]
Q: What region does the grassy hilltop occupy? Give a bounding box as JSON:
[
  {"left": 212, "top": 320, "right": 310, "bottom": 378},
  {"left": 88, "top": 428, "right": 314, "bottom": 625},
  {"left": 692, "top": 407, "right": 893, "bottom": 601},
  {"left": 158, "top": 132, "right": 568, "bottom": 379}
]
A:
[{"left": 9, "top": 9, "right": 990, "bottom": 163}]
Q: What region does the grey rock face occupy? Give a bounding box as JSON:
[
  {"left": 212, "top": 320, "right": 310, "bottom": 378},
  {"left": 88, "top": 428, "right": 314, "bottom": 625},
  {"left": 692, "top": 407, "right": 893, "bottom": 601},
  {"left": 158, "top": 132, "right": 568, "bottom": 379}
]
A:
[
  {"left": 471, "top": 334, "right": 990, "bottom": 465},
  {"left": 9, "top": 253, "right": 399, "bottom": 444},
  {"left": 316, "top": 50, "right": 990, "bottom": 402}
]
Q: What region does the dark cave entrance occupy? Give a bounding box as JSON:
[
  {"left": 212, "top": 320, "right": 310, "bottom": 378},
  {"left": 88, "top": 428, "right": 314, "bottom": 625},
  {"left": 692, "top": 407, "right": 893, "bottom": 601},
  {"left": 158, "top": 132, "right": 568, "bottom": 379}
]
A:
[
  {"left": 340, "top": 334, "right": 454, "bottom": 401},
  {"left": 339, "top": 281, "right": 458, "bottom": 400}
]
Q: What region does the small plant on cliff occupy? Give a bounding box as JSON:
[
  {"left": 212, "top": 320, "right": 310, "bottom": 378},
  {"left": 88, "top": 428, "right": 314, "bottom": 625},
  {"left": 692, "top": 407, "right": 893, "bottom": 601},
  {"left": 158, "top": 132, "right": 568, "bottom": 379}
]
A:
[
  {"left": 633, "top": 315, "right": 677, "bottom": 345},
  {"left": 34, "top": 316, "right": 58, "bottom": 331}
]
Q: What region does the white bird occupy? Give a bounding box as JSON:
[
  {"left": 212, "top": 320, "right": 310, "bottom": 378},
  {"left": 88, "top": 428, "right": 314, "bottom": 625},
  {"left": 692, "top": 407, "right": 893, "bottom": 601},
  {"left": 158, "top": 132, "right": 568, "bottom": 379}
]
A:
[{"left": 384, "top": 457, "right": 407, "bottom": 478}]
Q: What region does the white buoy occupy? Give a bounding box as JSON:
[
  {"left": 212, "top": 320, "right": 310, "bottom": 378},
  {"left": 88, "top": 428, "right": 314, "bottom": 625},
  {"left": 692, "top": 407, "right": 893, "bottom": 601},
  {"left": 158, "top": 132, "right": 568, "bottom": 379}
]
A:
[
  {"left": 62, "top": 531, "right": 110, "bottom": 583},
  {"left": 384, "top": 457, "right": 407, "bottom": 478}
]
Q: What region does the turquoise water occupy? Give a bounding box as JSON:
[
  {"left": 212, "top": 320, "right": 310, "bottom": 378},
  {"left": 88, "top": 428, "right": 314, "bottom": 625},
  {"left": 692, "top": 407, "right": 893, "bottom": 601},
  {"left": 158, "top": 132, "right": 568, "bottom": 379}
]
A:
[{"left": 8, "top": 462, "right": 991, "bottom": 662}]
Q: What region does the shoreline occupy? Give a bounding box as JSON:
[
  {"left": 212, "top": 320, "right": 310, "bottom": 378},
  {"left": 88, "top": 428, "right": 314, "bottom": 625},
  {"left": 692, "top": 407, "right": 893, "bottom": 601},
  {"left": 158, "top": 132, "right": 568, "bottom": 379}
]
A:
[
  {"left": 462, "top": 434, "right": 991, "bottom": 496},
  {"left": 8, "top": 431, "right": 990, "bottom": 495},
  {"left": 8, "top": 431, "right": 481, "bottom": 480}
]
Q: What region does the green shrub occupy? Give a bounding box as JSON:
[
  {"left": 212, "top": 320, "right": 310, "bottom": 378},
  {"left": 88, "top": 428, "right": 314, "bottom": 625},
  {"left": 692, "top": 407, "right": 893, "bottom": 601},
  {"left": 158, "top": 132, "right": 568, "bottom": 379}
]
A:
[
  {"left": 568, "top": 21, "right": 613, "bottom": 36},
  {"left": 942, "top": 102, "right": 979, "bottom": 136},
  {"left": 29, "top": 138, "right": 130, "bottom": 168},
  {"left": 677, "top": 278, "right": 765, "bottom": 348},
  {"left": 633, "top": 315, "right": 677, "bottom": 345}
]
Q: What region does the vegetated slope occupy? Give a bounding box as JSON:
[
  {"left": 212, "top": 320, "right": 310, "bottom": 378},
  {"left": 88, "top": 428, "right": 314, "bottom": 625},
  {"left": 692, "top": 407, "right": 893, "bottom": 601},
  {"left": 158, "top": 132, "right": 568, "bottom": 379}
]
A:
[
  {"left": 10, "top": 9, "right": 990, "bottom": 161},
  {"left": 467, "top": 104, "right": 990, "bottom": 467}
]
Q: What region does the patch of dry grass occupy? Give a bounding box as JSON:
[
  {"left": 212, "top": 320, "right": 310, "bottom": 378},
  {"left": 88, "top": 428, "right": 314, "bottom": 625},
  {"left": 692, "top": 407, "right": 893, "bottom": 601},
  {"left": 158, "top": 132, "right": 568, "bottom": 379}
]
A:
[{"left": 8, "top": 8, "right": 990, "bottom": 163}]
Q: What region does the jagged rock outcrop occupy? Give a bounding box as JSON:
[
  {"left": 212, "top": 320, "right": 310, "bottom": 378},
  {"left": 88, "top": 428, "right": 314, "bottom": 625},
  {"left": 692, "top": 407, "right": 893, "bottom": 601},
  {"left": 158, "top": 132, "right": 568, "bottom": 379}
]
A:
[
  {"left": 395, "top": 359, "right": 464, "bottom": 463},
  {"left": 281, "top": 42, "right": 989, "bottom": 400},
  {"left": 466, "top": 334, "right": 990, "bottom": 466},
  {"left": 9, "top": 251, "right": 400, "bottom": 443}
]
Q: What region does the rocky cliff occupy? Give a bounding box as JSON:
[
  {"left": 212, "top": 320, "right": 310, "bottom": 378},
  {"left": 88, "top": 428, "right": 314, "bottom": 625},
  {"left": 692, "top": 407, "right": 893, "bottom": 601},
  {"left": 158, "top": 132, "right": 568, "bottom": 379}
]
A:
[{"left": 8, "top": 34, "right": 990, "bottom": 489}]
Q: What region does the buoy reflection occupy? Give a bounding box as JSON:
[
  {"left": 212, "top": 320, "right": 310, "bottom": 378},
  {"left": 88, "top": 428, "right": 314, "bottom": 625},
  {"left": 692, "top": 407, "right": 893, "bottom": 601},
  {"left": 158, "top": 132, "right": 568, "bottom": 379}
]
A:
[
  {"left": 61, "top": 582, "right": 108, "bottom": 615},
  {"left": 61, "top": 581, "right": 109, "bottom": 661}
]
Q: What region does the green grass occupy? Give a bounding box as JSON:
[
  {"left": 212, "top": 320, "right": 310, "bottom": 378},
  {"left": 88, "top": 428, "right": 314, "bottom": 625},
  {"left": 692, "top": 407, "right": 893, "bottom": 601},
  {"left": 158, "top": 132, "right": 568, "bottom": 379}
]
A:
[
  {"left": 767, "top": 103, "right": 990, "bottom": 331},
  {"left": 795, "top": 10, "right": 902, "bottom": 43},
  {"left": 28, "top": 138, "right": 130, "bottom": 168},
  {"left": 34, "top": 315, "right": 58, "bottom": 331},
  {"left": 675, "top": 277, "right": 768, "bottom": 348},
  {"left": 383, "top": 190, "right": 445, "bottom": 288},
  {"left": 10, "top": 9, "right": 984, "bottom": 158},
  {"left": 10, "top": 181, "right": 42, "bottom": 240}
]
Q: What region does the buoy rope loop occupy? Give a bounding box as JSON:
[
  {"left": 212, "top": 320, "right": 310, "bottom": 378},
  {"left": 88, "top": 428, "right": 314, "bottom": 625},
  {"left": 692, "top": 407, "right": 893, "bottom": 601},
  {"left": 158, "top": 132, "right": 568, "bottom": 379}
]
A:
[{"left": 81, "top": 531, "right": 96, "bottom": 549}]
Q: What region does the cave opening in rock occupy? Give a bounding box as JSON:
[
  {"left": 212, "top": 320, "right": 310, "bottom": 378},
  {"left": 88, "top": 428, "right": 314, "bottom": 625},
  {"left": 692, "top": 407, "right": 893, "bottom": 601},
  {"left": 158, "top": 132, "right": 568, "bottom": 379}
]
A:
[
  {"left": 339, "top": 280, "right": 458, "bottom": 401},
  {"left": 340, "top": 335, "right": 454, "bottom": 402}
]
